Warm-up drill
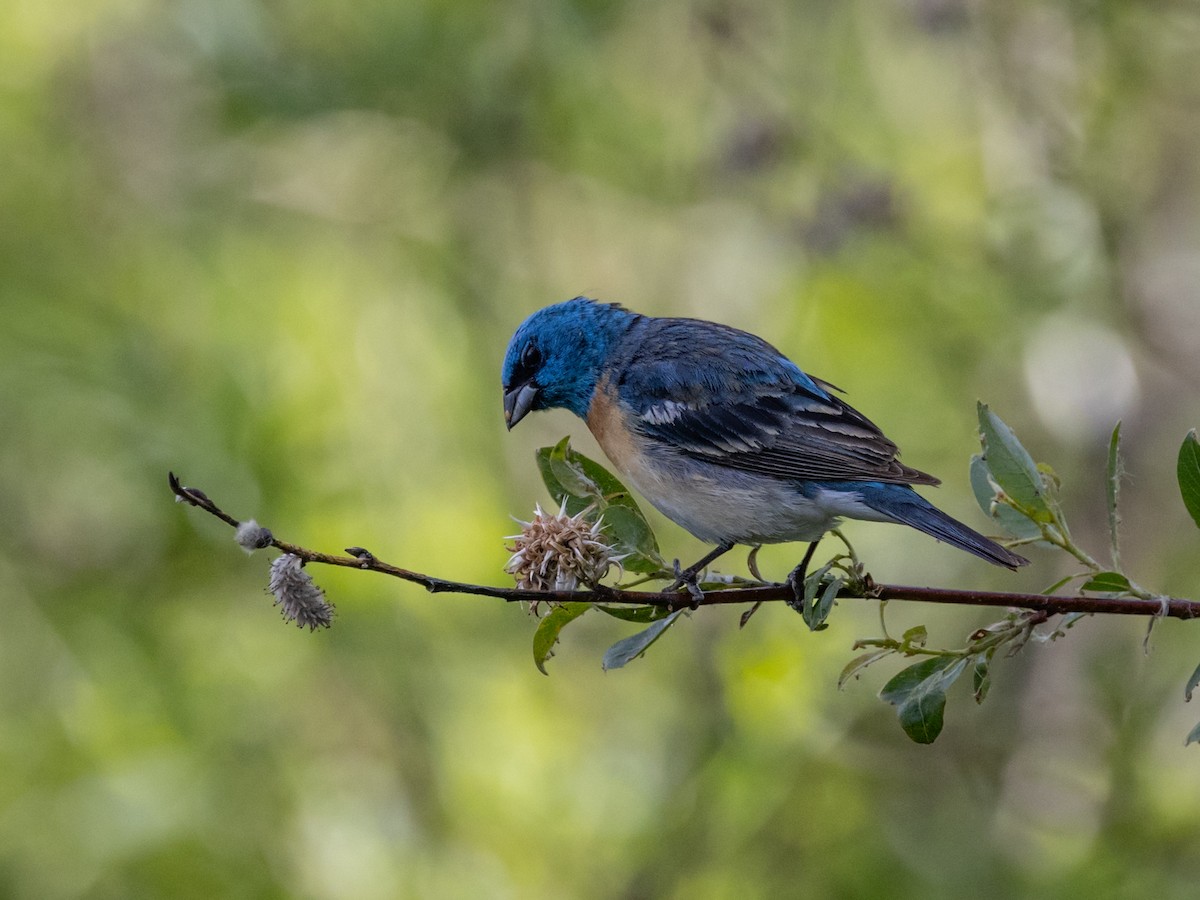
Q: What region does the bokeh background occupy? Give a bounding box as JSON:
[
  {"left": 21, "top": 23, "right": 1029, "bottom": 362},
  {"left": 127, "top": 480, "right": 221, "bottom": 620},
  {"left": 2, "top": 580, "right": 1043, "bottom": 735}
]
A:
[{"left": 4, "top": 1, "right": 1200, "bottom": 897}]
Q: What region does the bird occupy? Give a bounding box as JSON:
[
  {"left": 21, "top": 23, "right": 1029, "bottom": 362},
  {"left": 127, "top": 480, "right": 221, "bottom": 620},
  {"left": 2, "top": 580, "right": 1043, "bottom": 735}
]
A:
[{"left": 501, "top": 297, "right": 1028, "bottom": 604}]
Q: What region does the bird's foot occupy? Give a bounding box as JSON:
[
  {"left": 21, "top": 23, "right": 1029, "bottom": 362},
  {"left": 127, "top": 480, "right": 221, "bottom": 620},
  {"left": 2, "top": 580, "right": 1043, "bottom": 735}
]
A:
[
  {"left": 665, "top": 542, "right": 735, "bottom": 611},
  {"left": 667, "top": 558, "right": 704, "bottom": 611},
  {"left": 784, "top": 540, "right": 821, "bottom": 614},
  {"left": 785, "top": 563, "right": 808, "bottom": 613}
]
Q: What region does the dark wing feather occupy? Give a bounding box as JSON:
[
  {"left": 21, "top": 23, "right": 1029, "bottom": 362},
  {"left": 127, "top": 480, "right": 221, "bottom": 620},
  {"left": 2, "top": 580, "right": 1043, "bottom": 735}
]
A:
[{"left": 615, "top": 318, "right": 939, "bottom": 487}]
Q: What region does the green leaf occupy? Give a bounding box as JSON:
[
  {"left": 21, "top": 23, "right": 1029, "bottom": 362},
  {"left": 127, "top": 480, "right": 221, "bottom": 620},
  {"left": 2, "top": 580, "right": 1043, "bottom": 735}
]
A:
[
  {"left": 535, "top": 439, "right": 588, "bottom": 513},
  {"left": 880, "top": 656, "right": 969, "bottom": 744},
  {"left": 535, "top": 438, "right": 665, "bottom": 573},
  {"left": 532, "top": 602, "right": 592, "bottom": 675},
  {"left": 552, "top": 435, "right": 601, "bottom": 499},
  {"left": 1107, "top": 422, "right": 1123, "bottom": 566},
  {"left": 838, "top": 650, "right": 894, "bottom": 689},
  {"left": 977, "top": 404, "right": 1051, "bottom": 519},
  {"left": 968, "top": 454, "right": 1042, "bottom": 540},
  {"left": 1186, "top": 661, "right": 1200, "bottom": 703},
  {"left": 1187, "top": 721, "right": 1200, "bottom": 747},
  {"left": 972, "top": 656, "right": 991, "bottom": 704},
  {"left": 901, "top": 625, "right": 928, "bottom": 649},
  {"left": 601, "top": 505, "right": 664, "bottom": 574},
  {"left": 594, "top": 604, "right": 670, "bottom": 624},
  {"left": 1041, "top": 574, "right": 1084, "bottom": 595},
  {"left": 815, "top": 578, "right": 844, "bottom": 631},
  {"left": 795, "top": 563, "right": 838, "bottom": 631},
  {"left": 1080, "top": 571, "right": 1132, "bottom": 594},
  {"left": 1178, "top": 430, "right": 1200, "bottom": 530},
  {"left": 547, "top": 438, "right": 645, "bottom": 509},
  {"left": 601, "top": 609, "right": 684, "bottom": 671},
  {"left": 1050, "top": 612, "right": 1088, "bottom": 639},
  {"left": 696, "top": 579, "right": 741, "bottom": 591}
]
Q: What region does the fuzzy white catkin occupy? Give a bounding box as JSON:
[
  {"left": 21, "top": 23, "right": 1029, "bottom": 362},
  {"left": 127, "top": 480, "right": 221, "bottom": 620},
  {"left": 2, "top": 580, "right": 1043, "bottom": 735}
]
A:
[{"left": 267, "top": 553, "right": 334, "bottom": 630}]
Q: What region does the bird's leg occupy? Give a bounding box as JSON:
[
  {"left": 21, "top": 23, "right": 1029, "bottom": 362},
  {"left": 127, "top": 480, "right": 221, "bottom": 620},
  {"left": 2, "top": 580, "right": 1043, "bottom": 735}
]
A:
[
  {"left": 742, "top": 540, "right": 821, "bottom": 627},
  {"left": 784, "top": 540, "right": 821, "bottom": 613},
  {"left": 670, "top": 541, "right": 736, "bottom": 589},
  {"left": 668, "top": 541, "right": 735, "bottom": 610}
]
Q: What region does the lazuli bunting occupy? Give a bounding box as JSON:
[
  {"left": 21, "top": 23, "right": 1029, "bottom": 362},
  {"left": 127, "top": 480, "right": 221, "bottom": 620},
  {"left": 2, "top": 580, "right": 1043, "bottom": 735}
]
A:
[{"left": 501, "top": 297, "right": 1028, "bottom": 592}]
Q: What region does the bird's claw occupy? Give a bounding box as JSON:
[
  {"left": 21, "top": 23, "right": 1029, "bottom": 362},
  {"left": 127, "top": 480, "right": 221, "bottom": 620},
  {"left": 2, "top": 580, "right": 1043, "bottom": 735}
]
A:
[
  {"left": 785, "top": 562, "right": 808, "bottom": 613},
  {"left": 668, "top": 558, "right": 704, "bottom": 611},
  {"left": 782, "top": 541, "right": 820, "bottom": 615}
]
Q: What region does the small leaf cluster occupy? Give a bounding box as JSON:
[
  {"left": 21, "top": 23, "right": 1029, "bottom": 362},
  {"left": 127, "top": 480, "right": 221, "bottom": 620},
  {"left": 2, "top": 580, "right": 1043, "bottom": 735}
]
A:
[
  {"left": 846, "top": 407, "right": 1200, "bottom": 744},
  {"left": 854, "top": 403, "right": 1111, "bottom": 743},
  {"left": 791, "top": 558, "right": 847, "bottom": 633},
  {"left": 842, "top": 609, "right": 1051, "bottom": 743},
  {"left": 971, "top": 404, "right": 1135, "bottom": 595}
]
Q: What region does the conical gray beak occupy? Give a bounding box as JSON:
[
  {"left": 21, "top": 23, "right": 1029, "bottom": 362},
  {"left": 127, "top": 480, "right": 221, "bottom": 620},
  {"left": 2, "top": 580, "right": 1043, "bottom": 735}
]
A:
[{"left": 503, "top": 381, "right": 539, "bottom": 430}]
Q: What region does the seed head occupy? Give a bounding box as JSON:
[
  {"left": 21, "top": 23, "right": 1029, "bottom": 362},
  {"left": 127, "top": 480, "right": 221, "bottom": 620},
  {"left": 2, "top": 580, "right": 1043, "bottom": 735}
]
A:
[{"left": 505, "top": 500, "right": 616, "bottom": 614}]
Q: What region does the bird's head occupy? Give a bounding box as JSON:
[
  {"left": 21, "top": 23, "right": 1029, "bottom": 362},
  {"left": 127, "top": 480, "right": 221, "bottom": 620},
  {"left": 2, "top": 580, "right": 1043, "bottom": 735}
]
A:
[{"left": 502, "top": 297, "right": 636, "bottom": 428}]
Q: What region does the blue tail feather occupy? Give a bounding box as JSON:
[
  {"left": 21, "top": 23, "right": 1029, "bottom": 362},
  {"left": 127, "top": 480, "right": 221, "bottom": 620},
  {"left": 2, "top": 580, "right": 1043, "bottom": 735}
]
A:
[{"left": 853, "top": 483, "right": 1028, "bottom": 570}]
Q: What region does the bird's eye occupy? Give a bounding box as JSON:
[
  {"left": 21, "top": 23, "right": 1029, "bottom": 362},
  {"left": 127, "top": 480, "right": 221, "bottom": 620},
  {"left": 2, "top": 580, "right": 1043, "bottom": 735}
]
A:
[{"left": 520, "top": 342, "right": 542, "bottom": 371}]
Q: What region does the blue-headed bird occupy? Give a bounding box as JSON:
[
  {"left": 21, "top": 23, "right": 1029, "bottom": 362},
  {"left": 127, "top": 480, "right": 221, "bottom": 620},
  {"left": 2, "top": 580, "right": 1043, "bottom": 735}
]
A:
[{"left": 501, "top": 298, "right": 1027, "bottom": 604}]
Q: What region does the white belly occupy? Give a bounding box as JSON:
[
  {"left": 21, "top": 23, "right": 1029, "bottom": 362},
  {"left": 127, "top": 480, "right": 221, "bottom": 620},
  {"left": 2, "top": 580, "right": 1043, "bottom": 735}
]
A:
[
  {"left": 612, "top": 445, "right": 892, "bottom": 545},
  {"left": 584, "top": 380, "right": 892, "bottom": 546}
]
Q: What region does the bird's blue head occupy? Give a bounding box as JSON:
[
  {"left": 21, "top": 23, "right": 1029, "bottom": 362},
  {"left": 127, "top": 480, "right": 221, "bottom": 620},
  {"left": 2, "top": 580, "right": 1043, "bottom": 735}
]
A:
[{"left": 502, "top": 297, "right": 638, "bottom": 428}]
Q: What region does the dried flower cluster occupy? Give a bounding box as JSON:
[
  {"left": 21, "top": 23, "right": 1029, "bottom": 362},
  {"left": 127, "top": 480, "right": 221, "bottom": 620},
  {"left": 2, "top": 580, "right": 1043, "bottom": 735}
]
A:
[
  {"left": 268, "top": 553, "right": 335, "bottom": 630},
  {"left": 505, "top": 501, "right": 616, "bottom": 612}
]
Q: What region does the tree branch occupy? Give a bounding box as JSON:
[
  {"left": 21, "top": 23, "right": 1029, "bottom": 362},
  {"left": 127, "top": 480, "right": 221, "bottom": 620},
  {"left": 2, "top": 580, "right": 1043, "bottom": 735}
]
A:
[{"left": 169, "top": 473, "right": 1200, "bottom": 621}]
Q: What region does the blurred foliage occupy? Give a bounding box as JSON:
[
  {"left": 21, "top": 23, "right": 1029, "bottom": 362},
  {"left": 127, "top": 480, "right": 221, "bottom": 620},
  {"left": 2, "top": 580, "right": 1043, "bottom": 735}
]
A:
[{"left": 3, "top": 0, "right": 1200, "bottom": 897}]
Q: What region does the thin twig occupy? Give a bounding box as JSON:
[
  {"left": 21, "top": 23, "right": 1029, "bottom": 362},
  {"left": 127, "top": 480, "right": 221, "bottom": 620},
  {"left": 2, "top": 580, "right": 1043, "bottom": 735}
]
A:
[{"left": 169, "top": 473, "right": 1200, "bottom": 621}]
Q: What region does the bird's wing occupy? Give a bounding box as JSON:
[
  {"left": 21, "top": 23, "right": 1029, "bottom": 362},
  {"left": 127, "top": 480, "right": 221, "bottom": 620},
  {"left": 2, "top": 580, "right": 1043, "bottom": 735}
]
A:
[{"left": 616, "top": 319, "right": 940, "bottom": 487}]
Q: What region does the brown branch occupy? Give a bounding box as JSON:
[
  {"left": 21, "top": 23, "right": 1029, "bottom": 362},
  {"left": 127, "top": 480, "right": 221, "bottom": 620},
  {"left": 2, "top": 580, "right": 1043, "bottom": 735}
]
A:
[{"left": 169, "top": 473, "right": 1200, "bottom": 621}]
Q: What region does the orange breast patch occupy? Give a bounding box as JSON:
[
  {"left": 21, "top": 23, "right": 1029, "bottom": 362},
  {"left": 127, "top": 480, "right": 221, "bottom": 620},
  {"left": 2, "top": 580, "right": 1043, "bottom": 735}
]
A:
[{"left": 586, "top": 377, "right": 640, "bottom": 476}]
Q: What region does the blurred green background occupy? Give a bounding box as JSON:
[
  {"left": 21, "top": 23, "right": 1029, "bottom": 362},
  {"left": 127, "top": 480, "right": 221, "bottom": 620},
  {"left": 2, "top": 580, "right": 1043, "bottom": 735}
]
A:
[{"left": 4, "top": 0, "right": 1200, "bottom": 897}]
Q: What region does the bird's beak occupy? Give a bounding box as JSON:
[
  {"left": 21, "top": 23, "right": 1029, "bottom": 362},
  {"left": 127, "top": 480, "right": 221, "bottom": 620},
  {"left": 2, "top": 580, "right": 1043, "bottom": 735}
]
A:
[{"left": 503, "top": 381, "right": 540, "bottom": 430}]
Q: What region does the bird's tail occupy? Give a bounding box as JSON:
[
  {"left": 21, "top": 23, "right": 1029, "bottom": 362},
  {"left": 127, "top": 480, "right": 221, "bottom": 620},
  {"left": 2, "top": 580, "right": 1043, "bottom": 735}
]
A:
[{"left": 860, "top": 485, "right": 1029, "bottom": 570}]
